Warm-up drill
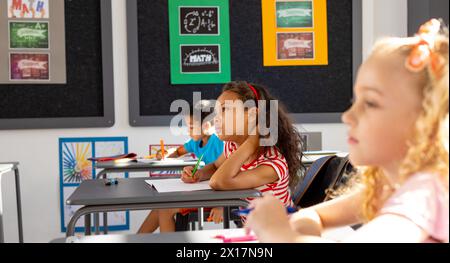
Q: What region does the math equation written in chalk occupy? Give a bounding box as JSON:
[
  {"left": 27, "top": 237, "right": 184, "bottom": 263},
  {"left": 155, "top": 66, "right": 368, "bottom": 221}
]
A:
[{"left": 180, "top": 6, "right": 219, "bottom": 35}]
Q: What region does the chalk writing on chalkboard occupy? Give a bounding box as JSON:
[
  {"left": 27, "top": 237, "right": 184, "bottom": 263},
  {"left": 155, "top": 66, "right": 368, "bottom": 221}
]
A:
[
  {"left": 9, "top": 21, "right": 49, "bottom": 49},
  {"left": 181, "top": 45, "right": 220, "bottom": 73},
  {"left": 276, "top": 1, "right": 314, "bottom": 28},
  {"left": 179, "top": 7, "right": 219, "bottom": 35}
]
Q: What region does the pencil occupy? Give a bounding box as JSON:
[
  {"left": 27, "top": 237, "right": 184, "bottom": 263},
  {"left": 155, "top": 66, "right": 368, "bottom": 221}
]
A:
[
  {"left": 191, "top": 154, "right": 204, "bottom": 178},
  {"left": 160, "top": 139, "right": 165, "bottom": 160}
]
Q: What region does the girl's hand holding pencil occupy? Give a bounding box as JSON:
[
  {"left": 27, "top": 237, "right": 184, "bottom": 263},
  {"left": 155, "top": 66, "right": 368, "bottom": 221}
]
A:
[
  {"left": 181, "top": 166, "right": 201, "bottom": 184},
  {"left": 181, "top": 154, "right": 204, "bottom": 184}
]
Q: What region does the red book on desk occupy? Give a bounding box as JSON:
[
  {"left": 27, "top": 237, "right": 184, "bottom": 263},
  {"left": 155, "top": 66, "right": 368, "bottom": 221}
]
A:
[{"left": 88, "top": 153, "right": 137, "bottom": 162}]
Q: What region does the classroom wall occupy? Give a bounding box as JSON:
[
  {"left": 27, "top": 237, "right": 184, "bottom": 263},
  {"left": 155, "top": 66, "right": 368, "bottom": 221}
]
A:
[
  {"left": 0, "top": 0, "right": 408, "bottom": 243},
  {"left": 362, "top": 0, "right": 408, "bottom": 59}
]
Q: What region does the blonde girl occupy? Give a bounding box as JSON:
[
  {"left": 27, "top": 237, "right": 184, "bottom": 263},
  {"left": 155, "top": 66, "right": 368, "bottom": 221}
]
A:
[{"left": 246, "top": 19, "right": 449, "bottom": 243}]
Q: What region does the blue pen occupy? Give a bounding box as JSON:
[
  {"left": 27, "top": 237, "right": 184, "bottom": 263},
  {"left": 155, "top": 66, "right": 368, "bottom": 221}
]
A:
[{"left": 233, "top": 207, "right": 297, "bottom": 216}]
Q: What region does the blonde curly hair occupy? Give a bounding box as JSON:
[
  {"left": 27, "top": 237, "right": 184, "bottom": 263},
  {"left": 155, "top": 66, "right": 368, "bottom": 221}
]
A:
[{"left": 358, "top": 24, "right": 449, "bottom": 221}]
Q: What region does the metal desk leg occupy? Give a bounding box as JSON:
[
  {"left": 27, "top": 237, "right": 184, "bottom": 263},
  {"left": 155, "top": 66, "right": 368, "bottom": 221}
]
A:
[
  {"left": 84, "top": 215, "right": 91, "bottom": 235},
  {"left": 223, "top": 207, "right": 230, "bottom": 229},
  {"left": 95, "top": 169, "right": 109, "bottom": 180},
  {"left": 94, "top": 213, "right": 100, "bottom": 235},
  {"left": 103, "top": 213, "right": 108, "bottom": 234},
  {"left": 14, "top": 168, "right": 23, "bottom": 243},
  {"left": 96, "top": 171, "right": 109, "bottom": 235},
  {"left": 197, "top": 208, "right": 204, "bottom": 231}
]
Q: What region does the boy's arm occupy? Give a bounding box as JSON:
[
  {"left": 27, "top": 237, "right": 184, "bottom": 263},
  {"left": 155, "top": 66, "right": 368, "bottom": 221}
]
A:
[
  {"left": 175, "top": 145, "right": 188, "bottom": 157},
  {"left": 166, "top": 145, "right": 188, "bottom": 158}
]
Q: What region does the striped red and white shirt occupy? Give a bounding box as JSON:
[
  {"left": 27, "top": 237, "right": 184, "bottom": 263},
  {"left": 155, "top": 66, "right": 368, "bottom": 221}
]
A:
[{"left": 224, "top": 141, "right": 293, "bottom": 207}]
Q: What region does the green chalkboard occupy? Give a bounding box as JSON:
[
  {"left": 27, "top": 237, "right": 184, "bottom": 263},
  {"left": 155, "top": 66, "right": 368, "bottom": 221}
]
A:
[{"left": 276, "top": 1, "right": 313, "bottom": 28}]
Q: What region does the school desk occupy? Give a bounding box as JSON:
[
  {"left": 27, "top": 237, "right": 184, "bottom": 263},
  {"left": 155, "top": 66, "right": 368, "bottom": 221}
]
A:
[
  {"left": 92, "top": 160, "right": 201, "bottom": 234},
  {"left": 90, "top": 155, "right": 345, "bottom": 235},
  {"left": 0, "top": 162, "right": 23, "bottom": 243},
  {"left": 94, "top": 160, "right": 201, "bottom": 179},
  {"left": 52, "top": 227, "right": 355, "bottom": 243},
  {"left": 65, "top": 177, "right": 261, "bottom": 237}
]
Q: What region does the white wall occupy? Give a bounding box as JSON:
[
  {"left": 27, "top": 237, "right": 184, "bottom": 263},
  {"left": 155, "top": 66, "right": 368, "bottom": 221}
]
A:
[
  {"left": 362, "top": 0, "right": 408, "bottom": 59},
  {"left": 0, "top": 0, "right": 408, "bottom": 243}
]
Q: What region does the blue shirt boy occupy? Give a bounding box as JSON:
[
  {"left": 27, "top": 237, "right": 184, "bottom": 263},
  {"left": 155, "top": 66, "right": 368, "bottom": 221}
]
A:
[{"left": 184, "top": 133, "right": 224, "bottom": 165}]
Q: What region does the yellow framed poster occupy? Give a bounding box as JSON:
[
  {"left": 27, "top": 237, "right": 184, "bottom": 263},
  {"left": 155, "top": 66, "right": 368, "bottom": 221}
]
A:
[{"left": 262, "top": 0, "right": 328, "bottom": 66}]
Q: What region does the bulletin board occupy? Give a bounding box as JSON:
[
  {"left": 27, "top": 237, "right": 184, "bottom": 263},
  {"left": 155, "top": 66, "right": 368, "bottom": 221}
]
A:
[
  {"left": 127, "top": 0, "right": 362, "bottom": 126},
  {"left": 0, "top": 0, "right": 115, "bottom": 130}
]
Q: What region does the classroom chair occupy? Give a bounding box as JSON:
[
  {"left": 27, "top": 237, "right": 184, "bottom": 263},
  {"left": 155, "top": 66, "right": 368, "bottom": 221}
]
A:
[{"left": 292, "top": 155, "right": 355, "bottom": 208}]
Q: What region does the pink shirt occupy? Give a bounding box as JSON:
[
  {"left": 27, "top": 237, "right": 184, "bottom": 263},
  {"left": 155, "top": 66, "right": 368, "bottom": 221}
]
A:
[{"left": 380, "top": 173, "right": 449, "bottom": 243}]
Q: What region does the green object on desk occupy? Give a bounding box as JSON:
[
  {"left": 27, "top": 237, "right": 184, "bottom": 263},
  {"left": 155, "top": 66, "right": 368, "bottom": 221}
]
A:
[{"left": 191, "top": 154, "right": 204, "bottom": 177}]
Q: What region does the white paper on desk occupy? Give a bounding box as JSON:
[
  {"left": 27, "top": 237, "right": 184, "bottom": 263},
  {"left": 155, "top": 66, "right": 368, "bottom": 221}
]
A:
[
  {"left": 145, "top": 179, "right": 212, "bottom": 193},
  {"left": 137, "top": 158, "right": 188, "bottom": 165},
  {"left": 136, "top": 158, "right": 158, "bottom": 164},
  {"left": 178, "top": 156, "right": 198, "bottom": 162}
]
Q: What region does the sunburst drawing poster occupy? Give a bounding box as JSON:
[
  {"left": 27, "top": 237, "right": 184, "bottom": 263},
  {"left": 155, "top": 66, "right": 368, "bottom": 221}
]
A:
[
  {"left": 59, "top": 137, "right": 130, "bottom": 233},
  {"left": 168, "top": 0, "right": 231, "bottom": 84}
]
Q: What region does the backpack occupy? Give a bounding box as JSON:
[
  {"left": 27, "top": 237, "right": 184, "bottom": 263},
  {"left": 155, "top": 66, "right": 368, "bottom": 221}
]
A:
[{"left": 292, "top": 155, "right": 355, "bottom": 208}]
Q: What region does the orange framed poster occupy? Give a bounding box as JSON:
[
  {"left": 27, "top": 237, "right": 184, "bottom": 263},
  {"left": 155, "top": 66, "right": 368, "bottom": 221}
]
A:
[{"left": 262, "top": 0, "right": 328, "bottom": 66}]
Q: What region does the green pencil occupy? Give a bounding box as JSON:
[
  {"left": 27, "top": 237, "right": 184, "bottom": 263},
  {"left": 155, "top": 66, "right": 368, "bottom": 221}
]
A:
[{"left": 191, "top": 154, "right": 204, "bottom": 178}]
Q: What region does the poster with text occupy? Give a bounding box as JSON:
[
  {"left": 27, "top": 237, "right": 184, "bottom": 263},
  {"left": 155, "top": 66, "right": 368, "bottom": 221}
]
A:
[
  {"left": 7, "top": 0, "right": 49, "bottom": 19},
  {"left": 9, "top": 21, "right": 49, "bottom": 49},
  {"left": 9, "top": 53, "right": 49, "bottom": 81},
  {"left": 181, "top": 45, "right": 221, "bottom": 73},
  {"left": 262, "top": 0, "right": 328, "bottom": 66},
  {"left": 277, "top": 32, "right": 314, "bottom": 60},
  {"left": 276, "top": 0, "right": 313, "bottom": 28},
  {"left": 1, "top": 0, "right": 67, "bottom": 84},
  {"left": 169, "top": 0, "right": 230, "bottom": 84}
]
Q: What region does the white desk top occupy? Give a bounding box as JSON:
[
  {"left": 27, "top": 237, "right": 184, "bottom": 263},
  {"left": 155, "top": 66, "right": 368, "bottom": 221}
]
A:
[
  {"left": 0, "top": 164, "right": 14, "bottom": 175},
  {"left": 59, "top": 227, "right": 355, "bottom": 243}
]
